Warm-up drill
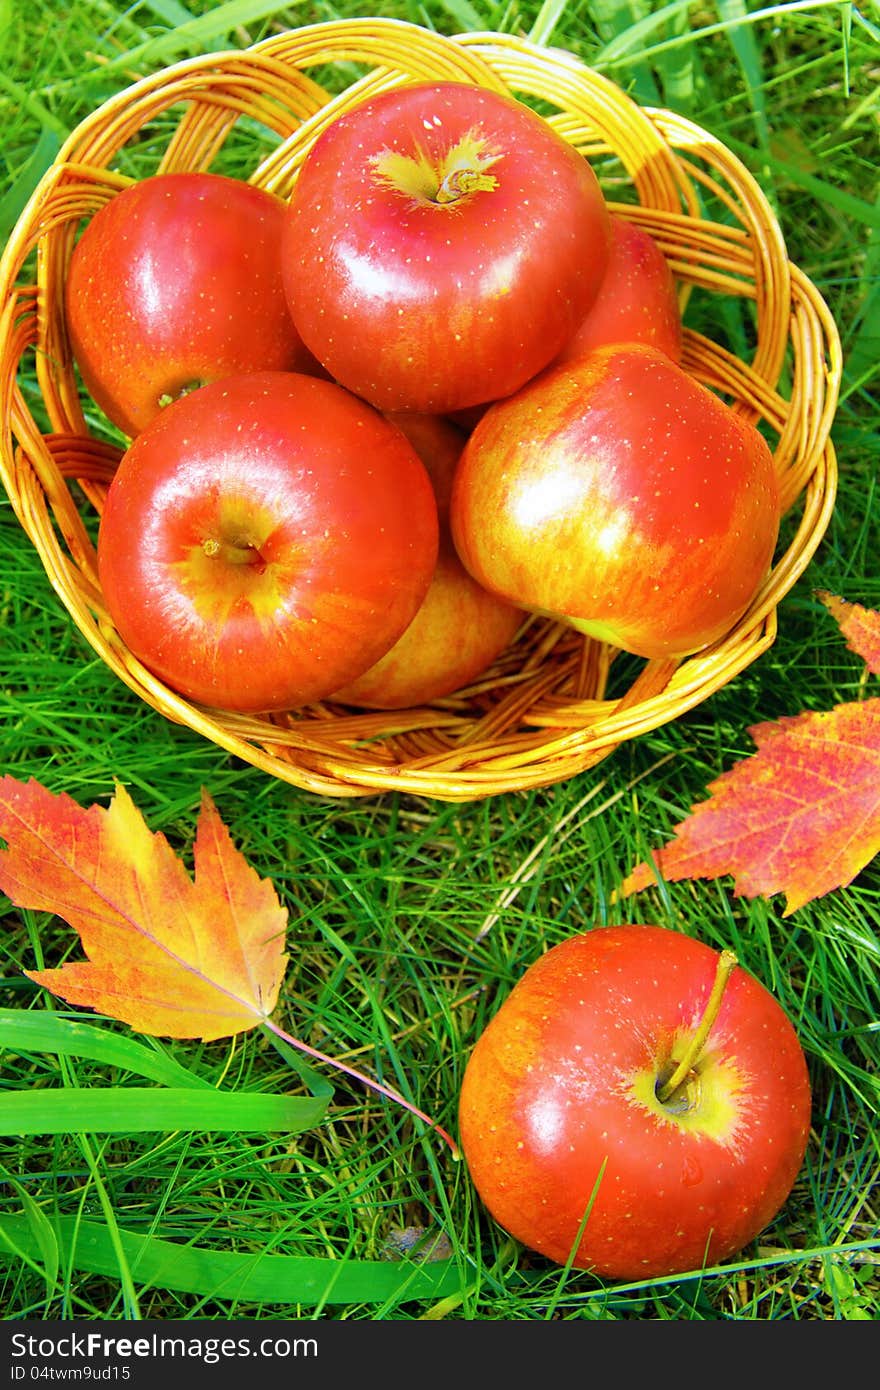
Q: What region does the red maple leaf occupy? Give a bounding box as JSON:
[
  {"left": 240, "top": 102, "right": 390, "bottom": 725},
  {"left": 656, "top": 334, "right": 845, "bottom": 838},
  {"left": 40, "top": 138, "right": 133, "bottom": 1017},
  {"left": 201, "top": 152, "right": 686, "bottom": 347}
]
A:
[
  {"left": 620, "top": 700, "right": 880, "bottom": 914},
  {"left": 817, "top": 591, "right": 880, "bottom": 674},
  {"left": 621, "top": 594, "right": 880, "bottom": 915}
]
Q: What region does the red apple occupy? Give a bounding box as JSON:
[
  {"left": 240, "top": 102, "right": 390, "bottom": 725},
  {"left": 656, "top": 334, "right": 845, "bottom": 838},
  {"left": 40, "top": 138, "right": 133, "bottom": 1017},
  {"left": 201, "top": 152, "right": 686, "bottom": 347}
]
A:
[
  {"left": 96, "top": 372, "right": 439, "bottom": 712},
  {"left": 446, "top": 214, "right": 681, "bottom": 434},
  {"left": 458, "top": 924, "right": 812, "bottom": 1280},
  {"left": 332, "top": 413, "right": 521, "bottom": 709},
  {"left": 553, "top": 213, "right": 683, "bottom": 365},
  {"left": 65, "top": 172, "right": 320, "bottom": 436},
  {"left": 282, "top": 81, "right": 611, "bottom": 414},
  {"left": 450, "top": 343, "right": 780, "bottom": 659},
  {"left": 384, "top": 412, "right": 467, "bottom": 516}
]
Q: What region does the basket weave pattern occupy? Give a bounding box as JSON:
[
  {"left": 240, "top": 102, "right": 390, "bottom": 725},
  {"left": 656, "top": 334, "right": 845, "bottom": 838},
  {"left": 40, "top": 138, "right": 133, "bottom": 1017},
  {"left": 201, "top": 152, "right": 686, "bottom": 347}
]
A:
[{"left": 0, "top": 19, "right": 841, "bottom": 800}]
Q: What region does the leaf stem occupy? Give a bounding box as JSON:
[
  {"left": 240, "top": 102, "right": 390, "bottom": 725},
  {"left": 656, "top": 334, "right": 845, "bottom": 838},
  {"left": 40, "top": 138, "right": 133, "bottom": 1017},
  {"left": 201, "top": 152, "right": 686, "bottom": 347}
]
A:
[
  {"left": 657, "top": 949, "right": 738, "bottom": 1102},
  {"left": 262, "top": 1019, "right": 460, "bottom": 1158}
]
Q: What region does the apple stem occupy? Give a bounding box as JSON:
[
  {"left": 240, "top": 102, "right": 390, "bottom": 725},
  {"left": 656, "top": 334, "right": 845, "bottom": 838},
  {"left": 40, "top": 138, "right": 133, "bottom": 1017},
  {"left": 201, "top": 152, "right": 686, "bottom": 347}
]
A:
[
  {"left": 435, "top": 165, "right": 498, "bottom": 204},
  {"left": 158, "top": 379, "right": 204, "bottom": 410},
  {"left": 657, "top": 948, "right": 738, "bottom": 1103},
  {"left": 202, "top": 536, "right": 264, "bottom": 568},
  {"left": 371, "top": 135, "right": 501, "bottom": 208}
]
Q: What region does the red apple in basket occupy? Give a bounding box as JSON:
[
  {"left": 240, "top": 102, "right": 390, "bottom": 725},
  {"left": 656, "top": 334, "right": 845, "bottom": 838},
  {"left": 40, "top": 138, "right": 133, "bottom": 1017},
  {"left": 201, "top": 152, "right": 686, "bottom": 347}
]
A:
[
  {"left": 65, "top": 172, "right": 320, "bottom": 436},
  {"left": 445, "top": 215, "right": 682, "bottom": 436},
  {"left": 96, "top": 371, "right": 439, "bottom": 712},
  {"left": 552, "top": 213, "right": 683, "bottom": 365},
  {"left": 450, "top": 343, "right": 780, "bottom": 659},
  {"left": 332, "top": 413, "right": 522, "bottom": 709},
  {"left": 282, "top": 80, "right": 612, "bottom": 414},
  {"left": 458, "top": 923, "right": 812, "bottom": 1280}
]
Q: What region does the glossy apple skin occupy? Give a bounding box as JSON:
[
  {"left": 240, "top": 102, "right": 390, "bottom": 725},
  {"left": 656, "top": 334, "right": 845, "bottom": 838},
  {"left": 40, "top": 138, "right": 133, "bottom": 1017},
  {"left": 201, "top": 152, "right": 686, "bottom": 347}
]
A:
[
  {"left": 97, "top": 372, "right": 439, "bottom": 712},
  {"left": 450, "top": 343, "right": 780, "bottom": 659},
  {"left": 446, "top": 217, "right": 681, "bottom": 432},
  {"left": 282, "top": 81, "right": 611, "bottom": 414},
  {"left": 332, "top": 414, "right": 521, "bottom": 708},
  {"left": 65, "top": 172, "right": 319, "bottom": 436},
  {"left": 458, "top": 924, "right": 812, "bottom": 1280},
  {"left": 553, "top": 214, "right": 683, "bottom": 365}
]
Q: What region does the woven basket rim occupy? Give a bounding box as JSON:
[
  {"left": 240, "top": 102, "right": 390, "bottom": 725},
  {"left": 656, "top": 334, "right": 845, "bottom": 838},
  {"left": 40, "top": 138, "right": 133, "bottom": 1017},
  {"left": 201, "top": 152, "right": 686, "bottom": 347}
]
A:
[{"left": 0, "top": 19, "right": 842, "bottom": 801}]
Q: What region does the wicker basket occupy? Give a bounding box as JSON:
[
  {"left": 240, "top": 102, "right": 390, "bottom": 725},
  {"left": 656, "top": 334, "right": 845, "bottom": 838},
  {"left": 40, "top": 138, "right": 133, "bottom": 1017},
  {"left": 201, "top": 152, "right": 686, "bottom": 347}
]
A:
[{"left": 0, "top": 18, "right": 840, "bottom": 801}]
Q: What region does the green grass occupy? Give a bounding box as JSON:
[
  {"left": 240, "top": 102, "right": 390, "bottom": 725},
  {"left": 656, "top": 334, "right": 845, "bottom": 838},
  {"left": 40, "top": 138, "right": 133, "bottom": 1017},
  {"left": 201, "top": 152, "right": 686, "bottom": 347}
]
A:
[{"left": 1, "top": 0, "right": 879, "bottom": 1322}]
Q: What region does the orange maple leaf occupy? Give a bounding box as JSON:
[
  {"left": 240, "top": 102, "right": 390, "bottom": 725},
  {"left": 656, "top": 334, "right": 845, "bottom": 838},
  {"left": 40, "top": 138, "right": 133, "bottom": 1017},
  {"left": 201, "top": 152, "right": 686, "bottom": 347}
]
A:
[
  {"left": 621, "top": 699, "right": 880, "bottom": 915},
  {"left": 817, "top": 590, "right": 880, "bottom": 675},
  {"left": 0, "top": 778, "right": 288, "bottom": 1041},
  {"left": 0, "top": 776, "right": 458, "bottom": 1151},
  {"left": 621, "top": 595, "right": 880, "bottom": 915}
]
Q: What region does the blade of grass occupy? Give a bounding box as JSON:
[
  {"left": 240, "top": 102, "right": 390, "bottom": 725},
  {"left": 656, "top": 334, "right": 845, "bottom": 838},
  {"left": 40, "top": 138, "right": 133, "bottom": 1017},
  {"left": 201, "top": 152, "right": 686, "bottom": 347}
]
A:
[
  {"left": 852, "top": 3, "right": 880, "bottom": 42},
  {"left": 434, "top": 0, "right": 487, "bottom": 32},
  {"left": 59, "top": 0, "right": 311, "bottom": 85},
  {"left": 589, "top": 0, "right": 663, "bottom": 104},
  {"left": 263, "top": 1025, "right": 335, "bottom": 1100},
  {"left": 596, "top": 0, "right": 852, "bottom": 71},
  {"left": 0, "top": 1176, "right": 60, "bottom": 1293},
  {"left": 0, "top": 1008, "right": 215, "bottom": 1089},
  {"left": 841, "top": 188, "right": 880, "bottom": 392},
  {"left": 0, "top": 127, "right": 62, "bottom": 241},
  {"left": 739, "top": 144, "right": 880, "bottom": 227},
  {"left": 528, "top": 0, "right": 570, "bottom": 46},
  {"left": 652, "top": 3, "right": 697, "bottom": 111},
  {"left": 0, "top": 1087, "right": 327, "bottom": 1135},
  {"left": 716, "top": 0, "right": 771, "bottom": 160},
  {"left": 0, "top": 1214, "right": 465, "bottom": 1306},
  {"left": 142, "top": 0, "right": 199, "bottom": 25},
  {"left": 0, "top": 73, "right": 69, "bottom": 139}
]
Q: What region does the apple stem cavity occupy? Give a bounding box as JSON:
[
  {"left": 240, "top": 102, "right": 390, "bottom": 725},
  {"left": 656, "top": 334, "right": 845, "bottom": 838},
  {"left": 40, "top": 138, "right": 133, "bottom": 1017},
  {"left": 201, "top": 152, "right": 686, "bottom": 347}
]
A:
[
  {"left": 158, "top": 379, "right": 205, "bottom": 410},
  {"left": 656, "top": 948, "right": 739, "bottom": 1106},
  {"left": 370, "top": 132, "right": 502, "bottom": 208},
  {"left": 202, "top": 536, "right": 266, "bottom": 570},
  {"left": 435, "top": 162, "right": 498, "bottom": 204}
]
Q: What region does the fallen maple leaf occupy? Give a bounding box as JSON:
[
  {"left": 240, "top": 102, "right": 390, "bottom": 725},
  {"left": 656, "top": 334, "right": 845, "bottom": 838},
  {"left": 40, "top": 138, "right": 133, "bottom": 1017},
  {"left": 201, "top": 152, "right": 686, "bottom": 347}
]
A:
[
  {"left": 817, "top": 590, "right": 880, "bottom": 675},
  {"left": 622, "top": 595, "right": 880, "bottom": 915},
  {"left": 620, "top": 699, "right": 880, "bottom": 914},
  {"left": 0, "top": 779, "right": 287, "bottom": 1041},
  {"left": 0, "top": 777, "right": 457, "bottom": 1151}
]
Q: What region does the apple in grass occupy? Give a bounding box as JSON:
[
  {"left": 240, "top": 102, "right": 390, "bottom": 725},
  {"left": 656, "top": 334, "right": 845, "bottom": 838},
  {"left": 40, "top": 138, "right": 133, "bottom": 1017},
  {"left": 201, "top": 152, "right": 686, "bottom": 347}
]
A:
[
  {"left": 281, "top": 81, "right": 612, "bottom": 415},
  {"left": 331, "top": 413, "right": 521, "bottom": 709},
  {"left": 65, "top": 172, "right": 321, "bottom": 437},
  {"left": 458, "top": 924, "right": 812, "bottom": 1280},
  {"left": 96, "top": 372, "right": 439, "bottom": 713},
  {"left": 450, "top": 342, "right": 780, "bottom": 660}
]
